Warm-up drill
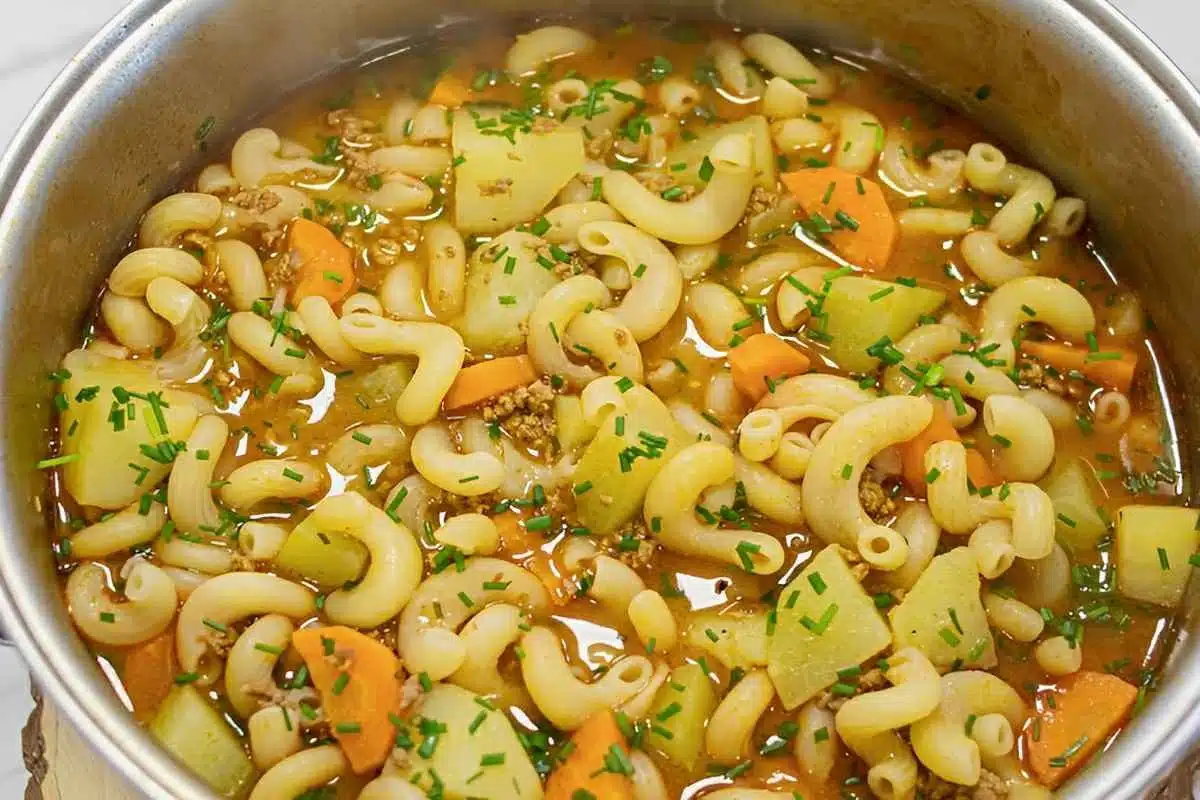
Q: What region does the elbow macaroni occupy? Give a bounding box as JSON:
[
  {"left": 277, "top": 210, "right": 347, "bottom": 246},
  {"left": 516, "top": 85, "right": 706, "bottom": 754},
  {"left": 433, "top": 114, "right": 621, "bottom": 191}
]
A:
[
  {"left": 576, "top": 221, "right": 683, "bottom": 342},
  {"left": 175, "top": 572, "right": 315, "bottom": 681},
  {"left": 910, "top": 671, "right": 1028, "bottom": 786},
  {"left": 801, "top": 396, "right": 933, "bottom": 566},
  {"left": 338, "top": 314, "right": 465, "bottom": 425},
  {"left": 644, "top": 442, "right": 785, "bottom": 574},
  {"left": 67, "top": 560, "right": 177, "bottom": 647},
  {"left": 982, "top": 394, "right": 1055, "bottom": 481},
  {"left": 398, "top": 557, "right": 550, "bottom": 680},
  {"left": 303, "top": 492, "right": 422, "bottom": 628},
  {"left": 519, "top": 625, "right": 652, "bottom": 730},
  {"left": 602, "top": 134, "right": 755, "bottom": 244}
]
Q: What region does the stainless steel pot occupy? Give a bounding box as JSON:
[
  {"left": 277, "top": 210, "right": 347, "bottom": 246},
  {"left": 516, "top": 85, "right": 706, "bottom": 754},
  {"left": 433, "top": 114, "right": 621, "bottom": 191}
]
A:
[{"left": 0, "top": 0, "right": 1197, "bottom": 797}]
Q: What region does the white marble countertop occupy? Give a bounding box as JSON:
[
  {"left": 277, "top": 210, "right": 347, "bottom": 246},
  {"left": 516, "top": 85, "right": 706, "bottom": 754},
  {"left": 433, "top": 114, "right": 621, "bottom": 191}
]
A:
[{"left": 0, "top": 0, "right": 1196, "bottom": 796}]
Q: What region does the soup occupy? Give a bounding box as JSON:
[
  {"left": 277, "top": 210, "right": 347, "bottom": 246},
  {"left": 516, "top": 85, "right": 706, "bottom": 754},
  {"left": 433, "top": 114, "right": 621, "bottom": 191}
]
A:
[{"left": 38, "top": 17, "right": 1189, "bottom": 800}]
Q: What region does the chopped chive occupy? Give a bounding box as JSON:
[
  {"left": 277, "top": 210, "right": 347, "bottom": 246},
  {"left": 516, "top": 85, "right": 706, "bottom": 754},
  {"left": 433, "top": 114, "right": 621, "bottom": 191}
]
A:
[{"left": 36, "top": 454, "right": 79, "bottom": 469}]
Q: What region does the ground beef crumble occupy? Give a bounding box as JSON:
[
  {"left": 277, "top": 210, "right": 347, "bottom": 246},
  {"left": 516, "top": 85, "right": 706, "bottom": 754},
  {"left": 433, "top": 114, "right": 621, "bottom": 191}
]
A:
[
  {"left": 229, "top": 188, "right": 283, "bottom": 213},
  {"left": 918, "top": 767, "right": 1009, "bottom": 800},
  {"left": 326, "top": 109, "right": 383, "bottom": 149},
  {"left": 478, "top": 177, "right": 514, "bottom": 197},
  {"left": 860, "top": 477, "right": 897, "bottom": 523},
  {"left": 263, "top": 253, "right": 297, "bottom": 292},
  {"left": 585, "top": 130, "right": 614, "bottom": 160},
  {"left": 440, "top": 490, "right": 501, "bottom": 520},
  {"left": 604, "top": 518, "right": 658, "bottom": 569},
  {"left": 746, "top": 185, "right": 781, "bottom": 217},
  {"left": 1017, "top": 357, "right": 1090, "bottom": 400},
  {"left": 815, "top": 667, "right": 887, "bottom": 711},
  {"left": 635, "top": 170, "right": 697, "bottom": 199},
  {"left": 481, "top": 379, "right": 557, "bottom": 455}
]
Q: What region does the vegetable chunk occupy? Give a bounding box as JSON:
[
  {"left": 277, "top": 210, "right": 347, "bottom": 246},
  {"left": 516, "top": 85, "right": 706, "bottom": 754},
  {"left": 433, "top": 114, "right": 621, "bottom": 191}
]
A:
[
  {"left": 1116, "top": 504, "right": 1200, "bottom": 608},
  {"left": 149, "top": 686, "right": 256, "bottom": 797},
  {"left": 900, "top": 404, "right": 997, "bottom": 496},
  {"left": 456, "top": 231, "right": 560, "bottom": 354},
  {"left": 889, "top": 546, "right": 996, "bottom": 669},
  {"left": 292, "top": 626, "right": 403, "bottom": 773},
  {"left": 59, "top": 350, "right": 201, "bottom": 509},
  {"left": 1026, "top": 671, "right": 1138, "bottom": 788},
  {"left": 1039, "top": 457, "right": 1109, "bottom": 554},
  {"left": 545, "top": 711, "right": 634, "bottom": 800},
  {"left": 452, "top": 108, "right": 585, "bottom": 234},
  {"left": 819, "top": 275, "right": 946, "bottom": 372},
  {"left": 397, "top": 684, "right": 544, "bottom": 798},
  {"left": 1022, "top": 340, "right": 1138, "bottom": 394},
  {"left": 274, "top": 521, "right": 368, "bottom": 591},
  {"left": 573, "top": 381, "right": 685, "bottom": 534},
  {"left": 289, "top": 218, "right": 357, "bottom": 305},
  {"left": 782, "top": 168, "right": 897, "bottom": 269},
  {"left": 767, "top": 545, "right": 892, "bottom": 709},
  {"left": 443, "top": 355, "right": 538, "bottom": 412},
  {"left": 729, "top": 333, "right": 812, "bottom": 402},
  {"left": 647, "top": 663, "right": 716, "bottom": 770}
]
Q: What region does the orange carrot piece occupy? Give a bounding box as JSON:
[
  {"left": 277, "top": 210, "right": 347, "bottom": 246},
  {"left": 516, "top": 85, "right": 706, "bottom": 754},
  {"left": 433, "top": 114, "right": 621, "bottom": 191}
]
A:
[
  {"left": 900, "top": 404, "right": 998, "bottom": 496},
  {"left": 493, "top": 514, "right": 571, "bottom": 606},
  {"left": 288, "top": 218, "right": 357, "bottom": 305},
  {"left": 443, "top": 355, "right": 539, "bottom": 412},
  {"left": 545, "top": 711, "right": 635, "bottom": 800},
  {"left": 292, "top": 626, "right": 402, "bottom": 773},
  {"left": 122, "top": 630, "right": 176, "bottom": 723},
  {"left": 1021, "top": 340, "right": 1138, "bottom": 394},
  {"left": 428, "top": 70, "right": 476, "bottom": 108},
  {"left": 1026, "top": 671, "right": 1139, "bottom": 788},
  {"left": 781, "top": 167, "right": 898, "bottom": 269},
  {"left": 729, "top": 333, "right": 812, "bottom": 403}
]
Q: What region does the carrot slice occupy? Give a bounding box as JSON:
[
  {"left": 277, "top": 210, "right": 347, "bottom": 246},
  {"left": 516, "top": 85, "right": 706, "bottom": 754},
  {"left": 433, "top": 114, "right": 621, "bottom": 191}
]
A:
[
  {"left": 781, "top": 167, "right": 898, "bottom": 269},
  {"left": 428, "top": 72, "right": 473, "bottom": 108},
  {"left": 443, "top": 355, "right": 539, "bottom": 412},
  {"left": 122, "top": 630, "right": 177, "bottom": 722},
  {"left": 493, "top": 513, "right": 571, "bottom": 606},
  {"left": 291, "top": 626, "right": 402, "bottom": 773},
  {"left": 1026, "top": 671, "right": 1138, "bottom": 788},
  {"left": 729, "top": 333, "right": 812, "bottom": 403},
  {"left": 288, "top": 218, "right": 357, "bottom": 305},
  {"left": 1021, "top": 340, "right": 1138, "bottom": 394},
  {"left": 900, "top": 404, "right": 998, "bottom": 496},
  {"left": 544, "top": 711, "right": 635, "bottom": 800}
]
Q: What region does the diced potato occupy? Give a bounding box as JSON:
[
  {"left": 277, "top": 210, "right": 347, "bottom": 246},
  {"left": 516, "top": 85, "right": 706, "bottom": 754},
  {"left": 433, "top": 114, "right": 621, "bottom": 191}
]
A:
[
  {"left": 149, "top": 686, "right": 256, "bottom": 798},
  {"left": 1039, "top": 457, "right": 1109, "bottom": 554},
  {"left": 355, "top": 361, "right": 414, "bottom": 406},
  {"left": 274, "top": 518, "right": 368, "bottom": 591},
  {"left": 60, "top": 349, "right": 201, "bottom": 509},
  {"left": 573, "top": 382, "right": 686, "bottom": 535},
  {"left": 452, "top": 109, "right": 585, "bottom": 234},
  {"left": 889, "top": 546, "right": 996, "bottom": 669},
  {"left": 647, "top": 663, "right": 716, "bottom": 770},
  {"left": 767, "top": 545, "right": 892, "bottom": 709},
  {"left": 456, "top": 231, "right": 560, "bottom": 355},
  {"left": 1005, "top": 543, "right": 1071, "bottom": 612},
  {"left": 554, "top": 395, "right": 598, "bottom": 453},
  {"left": 665, "top": 116, "right": 776, "bottom": 190},
  {"left": 684, "top": 610, "right": 769, "bottom": 670},
  {"left": 399, "top": 684, "right": 543, "bottom": 798},
  {"left": 821, "top": 276, "right": 946, "bottom": 373},
  {"left": 1116, "top": 505, "right": 1200, "bottom": 608}
]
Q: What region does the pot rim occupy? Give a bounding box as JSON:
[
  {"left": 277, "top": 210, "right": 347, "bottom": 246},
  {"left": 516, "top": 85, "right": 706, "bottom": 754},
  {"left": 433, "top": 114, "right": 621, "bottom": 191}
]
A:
[{"left": 0, "top": 1, "right": 1198, "bottom": 797}]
